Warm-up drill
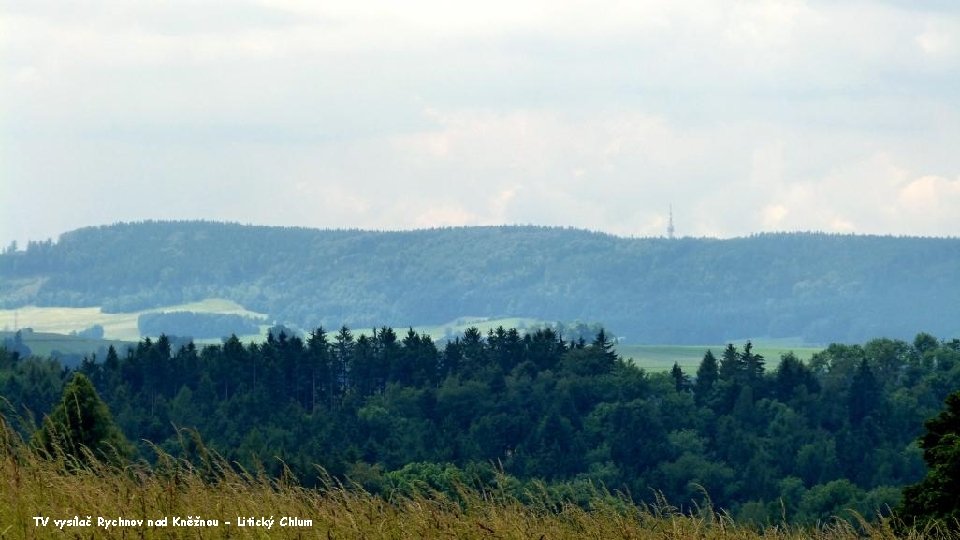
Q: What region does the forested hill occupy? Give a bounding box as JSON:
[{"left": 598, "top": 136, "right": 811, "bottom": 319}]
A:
[{"left": 1, "top": 221, "right": 958, "bottom": 344}]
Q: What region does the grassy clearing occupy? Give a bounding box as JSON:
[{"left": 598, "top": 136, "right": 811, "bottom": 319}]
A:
[
  {"left": 0, "top": 330, "right": 130, "bottom": 359},
  {"left": 1, "top": 419, "right": 953, "bottom": 540},
  {"left": 0, "top": 305, "right": 540, "bottom": 345},
  {"left": 0, "top": 301, "right": 822, "bottom": 369},
  {"left": 618, "top": 341, "right": 823, "bottom": 373},
  {"left": 0, "top": 299, "right": 269, "bottom": 342}
]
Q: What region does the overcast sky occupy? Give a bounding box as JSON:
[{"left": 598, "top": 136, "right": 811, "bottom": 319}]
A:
[{"left": 2, "top": 0, "right": 959, "bottom": 246}]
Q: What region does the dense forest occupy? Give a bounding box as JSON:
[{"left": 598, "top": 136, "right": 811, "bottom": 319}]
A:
[
  {"left": 2, "top": 221, "right": 959, "bottom": 343},
  {"left": 137, "top": 311, "right": 264, "bottom": 339},
  {"left": 3, "top": 326, "right": 959, "bottom": 524}
]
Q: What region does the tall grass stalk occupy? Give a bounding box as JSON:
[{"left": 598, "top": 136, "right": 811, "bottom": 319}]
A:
[{"left": 1, "top": 416, "right": 957, "bottom": 539}]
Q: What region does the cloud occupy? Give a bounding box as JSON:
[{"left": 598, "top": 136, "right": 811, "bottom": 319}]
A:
[
  {"left": 413, "top": 205, "right": 476, "bottom": 228},
  {"left": 2, "top": 0, "right": 959, "bottom": 245},
  {"left": 762, "top": 204, "right": 790, "bottom": 228},
  {"left": 898, "top": 175, "right": 960, "bottom": 219},
  {"left": 748, "top": 154, "right": 960, "bottom": 236}
]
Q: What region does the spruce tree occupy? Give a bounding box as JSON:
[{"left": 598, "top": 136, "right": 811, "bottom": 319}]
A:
[
  {"left": 848, "top": 358, "right": 879, "bottom": 426},
  {"left": 591, "top": 328, "right": 618, "bottom": 363},
  {"left": 741, "top": 341, "right": 765, "bottom": 387},
  {"left": 671, "top": 362, "right": 690, "bottom": 393},
  {"left": 694, "top": 350, "right": 719, "bottom": 406},
  {"left": 718, "top": 343, "right": 742, "bottom": 382},
  {"left": 33, "top": 373, "right": 133, "bottom": 465}
]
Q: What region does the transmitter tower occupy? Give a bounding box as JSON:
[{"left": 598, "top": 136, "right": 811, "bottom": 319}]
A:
[{"left": 667, "top": 205, "right": 676, "bottom": 240}]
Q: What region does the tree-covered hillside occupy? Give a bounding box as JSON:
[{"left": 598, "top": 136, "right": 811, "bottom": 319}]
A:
[{"left": 2, "top": 221, "right": 958, "bottom": 343}]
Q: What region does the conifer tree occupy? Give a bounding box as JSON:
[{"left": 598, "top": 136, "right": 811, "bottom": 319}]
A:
[
  {"left": 848, "top": 358, "right": 879, "bottom": 426},
  {"left": 718, "top": 344, "right": 742, "bottom": 382},
  {"left": 694, "top": 350, "right": 719, "bottom": 405},
  {"left": 670, "top": 362, "right": 690, "bottom": 393},
  {"left": 773, "top": 352, "right": 819, "bottom": 402},
  {"left": 741, "top": 341, "right": 765, "bottom": 386},
  {"left": 715, "top": 343, "right": 744, "bottom": 414},
  {"left": 591, "top": 328, "right": 618, "bottom": 364},
  {"left": 33, "top": 373, "right": 133, "bottom": 465}
]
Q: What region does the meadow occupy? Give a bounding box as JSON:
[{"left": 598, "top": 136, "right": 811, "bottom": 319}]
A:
[
  {"left": 619, "top": 340, "right": 823, "bottom": 372},
  {"left": 0, "top": 303, "right": 539, "bottom": 345},
  {"left": 0, "top": 299, "right": 270, "bottom": 344},
  {"left": 0, "top": 417, "right": 951, "bottom": 540},
  {"left": 0, "top": 330, "right": 129, "bottom": 360},
  {"left": 1, "top": 301, "right": 823, "bottom": 371}
]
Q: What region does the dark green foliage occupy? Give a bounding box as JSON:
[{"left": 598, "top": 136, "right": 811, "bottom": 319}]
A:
[
  {"left": 741, "top": 342, "right": 766, "bottom": 390},
  {"left": 849, "top": 358, "right": 880, "bottom": 426},
  {"left": 2, "top": 330, "right": 31, "bottom": 360},
  {"left": 31, "top": 373, "right": 133, "bottom": 464},
  {"left": 774, "top": 352, "right": 818, "bottom": 403},
  {"left": 694, "top": 349, "right": 719, "bottom": 406},
  {"left": 2, "top": 330, "right": 957, "bottom": 525},
  {"left": 3, "top": 222, "right": 960, "bottom": 343},
  {"left": 137, "top": 311, "right": 262, "bottom": 339},
  {"left": 671, "top": 362, "right": 690, "bottom": 393},
  {"left": 76, "top": 324, "right": 104, "bottom": 339},
  {"left": 900, "top": 391, "right": 960, "bottom": 525}
]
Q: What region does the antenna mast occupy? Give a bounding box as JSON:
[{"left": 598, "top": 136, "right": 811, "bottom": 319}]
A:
[{"left": 667, "top": 205, "right": 676, "bottom": 240}]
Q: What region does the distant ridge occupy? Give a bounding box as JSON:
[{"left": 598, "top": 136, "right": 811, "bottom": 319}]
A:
[{"left": 2, "top": 221, "right": 958, "bottom": 343}]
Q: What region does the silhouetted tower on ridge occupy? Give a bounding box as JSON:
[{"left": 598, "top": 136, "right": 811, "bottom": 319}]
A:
[{"left": 667, "top": 205, "right": 676, "bottom": 240}]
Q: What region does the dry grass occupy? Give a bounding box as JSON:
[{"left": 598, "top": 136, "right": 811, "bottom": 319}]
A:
[{"left": 1, "top": 418, "right": 957, "bottom": 540}]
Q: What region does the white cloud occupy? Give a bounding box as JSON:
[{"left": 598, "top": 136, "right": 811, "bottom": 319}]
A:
[
  {"left": 2, "top": 0, "right": 959, "bottom": 245},
  {"left": 413, "top": 204, "right": 476, "bottom": 228},
  {"left": 762, "top": 204, "right": 790, "bottom": 228},
  {"left": 898, "top": 175, "right": 960, "bottom": 217}
]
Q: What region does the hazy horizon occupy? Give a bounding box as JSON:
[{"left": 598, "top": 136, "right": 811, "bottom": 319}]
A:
[{"left": 7, "top": 219, "right": 960, "bottom": 250}]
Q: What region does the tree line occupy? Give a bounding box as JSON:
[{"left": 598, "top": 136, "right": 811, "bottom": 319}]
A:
[{"left": 3, "top": 327, "right": 960, "bottom": 524}]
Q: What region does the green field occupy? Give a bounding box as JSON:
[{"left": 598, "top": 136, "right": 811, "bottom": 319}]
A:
[
  {"left": 0, "top": 298, "right": 270, "bottom": 342},
  {"left": 1, "top": 301, "right": 824, "bottom": 369},
  {"left": 618, "top": 340, "right": 823, "bottom": 372},
  {"left": 355, "top": 319, "right": 823, "bottom": 372},
  {"left": 0, "top": 329, "right": 131, "bottom": 359},
  {"left": 0, "top": 304, "right": 542, "bottom": 344},
  {"left": 0, "top": 298, "right": 271, "bottom": 359}
]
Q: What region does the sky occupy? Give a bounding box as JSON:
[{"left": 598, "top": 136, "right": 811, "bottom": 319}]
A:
[{"left": 2, "top": 0, "right": 959, "bottom": 247}]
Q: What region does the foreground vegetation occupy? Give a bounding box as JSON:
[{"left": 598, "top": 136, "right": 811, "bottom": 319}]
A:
[{"left": 2, "top": 418, "right": 957, "bottom": 540}]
